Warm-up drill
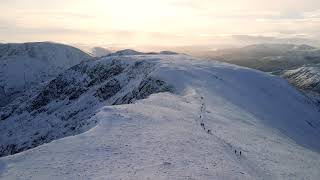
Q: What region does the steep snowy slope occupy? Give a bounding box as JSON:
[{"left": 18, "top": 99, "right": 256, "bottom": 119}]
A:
[
  {"left": 1, "top": 54, "right": 320, "bottom": 179},
  {"left": 0, "top": 42, "right": 91, "bottom": 106}
]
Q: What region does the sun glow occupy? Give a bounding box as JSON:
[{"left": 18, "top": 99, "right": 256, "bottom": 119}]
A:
[{"left": 1, "top": 0, "right": 320, "bottom": 48}]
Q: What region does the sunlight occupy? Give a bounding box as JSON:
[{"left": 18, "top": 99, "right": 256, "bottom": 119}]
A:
[{"left": 0, "top": 0, "right": 320, "bottom": 47}]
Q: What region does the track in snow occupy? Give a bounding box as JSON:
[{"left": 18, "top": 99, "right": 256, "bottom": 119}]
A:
[{"left": 195, "top": 92, "right": 271, "bottom": 179}]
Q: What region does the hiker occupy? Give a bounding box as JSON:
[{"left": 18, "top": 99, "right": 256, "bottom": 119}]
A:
[
  {"left": 207, "top": 129, "right": 211, "bottom": 134},
  {"left": 240, "top": 151, "right": 242, "bottom": 156},
  {"left": 235, "top": 150, "right": 237, "bottom": 154},
  {"left": 201, "top": 122, "right": 204, "bottom": 127}
]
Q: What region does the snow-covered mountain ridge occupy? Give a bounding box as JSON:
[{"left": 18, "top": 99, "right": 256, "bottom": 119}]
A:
[
  {"left": 1, "top": 54, "right": 320, "bottom": 179},
  {"left": 0, "top": 55, "right": 172, "bottom": 157},
  {"left": 0, "top": 42, "right": 91, "bottom": 107}
]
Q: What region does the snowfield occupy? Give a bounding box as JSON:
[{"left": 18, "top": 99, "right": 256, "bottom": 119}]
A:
[{"left": 1, "top": 54, "right": 320, "bottom": 179}]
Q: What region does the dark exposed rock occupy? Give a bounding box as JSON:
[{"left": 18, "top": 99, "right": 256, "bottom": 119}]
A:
[
  {"left": 114, "top": 78, "right": 173, "bottom": 105},
  {"left": 95, "top": 79, "right": 122, "bottom": 100}
]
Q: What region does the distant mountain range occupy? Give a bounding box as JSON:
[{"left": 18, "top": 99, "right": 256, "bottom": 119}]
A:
[{"left": 208, "top": 43, "right": 320, "bottom": 72}]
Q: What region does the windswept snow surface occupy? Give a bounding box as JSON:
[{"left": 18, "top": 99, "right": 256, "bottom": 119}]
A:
[{"left": 1, "top": 55, "right": 320, "bottom": 179}]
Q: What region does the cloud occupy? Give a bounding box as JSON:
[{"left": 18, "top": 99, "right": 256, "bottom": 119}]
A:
[{"left": 1, "top": 0, "right": 320, "bottom": 47}]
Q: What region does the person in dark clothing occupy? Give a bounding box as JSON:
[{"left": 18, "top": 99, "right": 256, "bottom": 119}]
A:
[
  {"left": 235, "top": 150, "right": 237, "bottom": 154},
  {"left": 240, "top": 151, "right": 242, "bottom": 156},
  {"left": 207, "top": 129, "right": 211, "bottom": 134}
]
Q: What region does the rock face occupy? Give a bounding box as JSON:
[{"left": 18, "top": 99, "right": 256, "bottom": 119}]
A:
[
  {"left": 0, "top": 42, "right": 91, "bottom": 107},
  {"left": 0, "top": 55, "right": 173, "bottom": 157}
]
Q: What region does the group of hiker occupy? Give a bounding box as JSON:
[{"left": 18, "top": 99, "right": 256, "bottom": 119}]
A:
[
  {"left": 199, "top": 97, "right": 212, "bottom": 135},
  {"left": 235, "top": 150, "right": 242, "bottom": 156},
  {"left": 200, "top": 95, "right": 243, "bottom": 158},
  {"left": 200, "top": 122, "right": 212, "bottom": 134}
]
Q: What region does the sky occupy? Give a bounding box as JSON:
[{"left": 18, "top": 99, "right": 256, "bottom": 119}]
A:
[{"left": 1, "top": 0, "right": 320, "bottom": 49}]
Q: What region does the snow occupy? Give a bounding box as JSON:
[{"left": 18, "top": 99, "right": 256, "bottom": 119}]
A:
[
  {"left": 0, "top": 42, "right": 91, "bottom": 106},
  {"left": 282, "top": 64, "right": 320, "bottom": 94},
  {"left": 0, "top": 56, "right": 171, "bottom": 156},
  {"left": 108, "top": 49, "right": 144, "bottom": 56},
  {"left": 1, "top": 54, "right": 320, "bottom": 179},
  {"left": 281, "top": 64, "right": 320, "bottom": 105}
]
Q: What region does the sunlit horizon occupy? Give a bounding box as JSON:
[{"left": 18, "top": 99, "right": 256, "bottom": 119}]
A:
[{"left": 1, "top": 0, "right": 320, "bottom": 50}]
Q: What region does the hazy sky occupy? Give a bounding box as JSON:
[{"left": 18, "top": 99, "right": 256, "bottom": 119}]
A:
[{"left": 1, "top": 0, "right": 320, "bottom": 48}]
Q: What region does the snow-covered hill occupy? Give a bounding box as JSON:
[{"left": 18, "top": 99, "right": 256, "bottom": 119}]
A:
[
  {"left": 0, "top": 42, "right": 91, "bottom": 107},
  {"left": 108, "top": 49, "right": 145, "bottom": 56},
  {"left": 0, "top": 54, "right": 320, "bottom": 179}
]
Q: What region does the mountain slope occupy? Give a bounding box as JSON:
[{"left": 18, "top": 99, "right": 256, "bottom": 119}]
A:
[
  {"left": 0, "top": 54, "right": 320, "bottom": 179},
  {"left": 0, "top": 55, "right": 172, "bottom": 157},
  {"left": 282, "top": 64, "right": 320, "bottom": 94},
  {"left": 0, "top": 42, "right": 91, "bottom": 107},
  {"left": 281, "top": 64, "right": 320, "bottom": 105}
]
